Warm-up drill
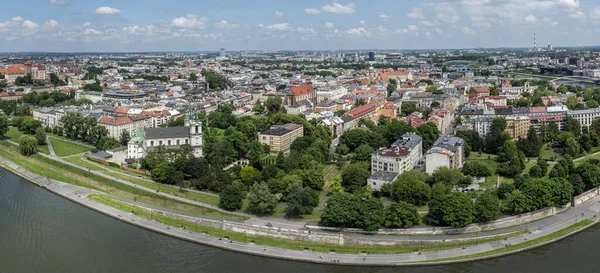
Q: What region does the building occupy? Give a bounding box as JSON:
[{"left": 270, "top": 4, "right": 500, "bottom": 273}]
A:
[
  {"left": 220, "top": 48, "right": 226, "bottom": 57},
  {"left": 127, "top": 111, "right": 203, "bottom": 159},
  {"left": 425, "top": 136, "right": 465, "bottom": 174},
  {"left": 376, "top": 71, "right": 414, "bottom": 83},
  {"left": 368, "top": 52, "right": 375, "bottom": 61},
  {"left": 505, "top": 116, "right": 531, "bottom": 140},
  {"left": 316, "top": 86, "right": 348, "bottom": 102},
  {"left": 0, "top": 62, "right": 46, "bottom": 83},
  {"left": 368, "top": 133, "right": 422, "bottom": 191},
  {"left": 468, "top": 87, "right": 490, "bottom": 98},
  {"left": 258, "top": 123, "right": 303, "bottom": 153},
  {"left": 98, "top": 114, "right": 150, "bottom": 140},
  {"left": 567, "top": 108, "right": 600, "bottom": 131},
  {"left": 285, "top": 84, "right": 316, "bottom": 106}
]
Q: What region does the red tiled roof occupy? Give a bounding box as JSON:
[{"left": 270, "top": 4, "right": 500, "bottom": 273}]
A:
[
  {"left": 345, "top": 103, "right": 378, "bottom": 118},
  {"left": 290, "top": 84, "right": 314, "bottom": 96},
  {"left": 98, "top": 116, "right": 133, "bottom": 125},
  {"left": 471, "top": 87, "right": 490, "bottom": 93},
  {"left": 0, "top": 64, "right": 25, "bottom": 75},
  {"left": 379, "top": 71, "right": 410, "bottom": 81}
]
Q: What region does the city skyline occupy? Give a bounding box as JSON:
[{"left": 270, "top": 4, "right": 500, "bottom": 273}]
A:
[{"left": 0, "top": 0, "right": 599, "bottom": 52}]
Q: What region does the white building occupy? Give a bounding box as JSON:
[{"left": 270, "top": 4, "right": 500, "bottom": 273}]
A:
[
  {"left": 368, "top": 133, "right": 422, "bottom": 191},
  {"left": 567, "top": 107, "right": 600, "bottom": 131},
  {"left": 316, "top": 86, "right": 348, "bottom": 102},
  {"left": 425, "top": 136, "right": 465, "bottom": 174}
]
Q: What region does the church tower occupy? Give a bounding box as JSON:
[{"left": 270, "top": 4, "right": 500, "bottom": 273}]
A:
[{"left": 185, "top": 109, "right": 203, "bottom": 157}]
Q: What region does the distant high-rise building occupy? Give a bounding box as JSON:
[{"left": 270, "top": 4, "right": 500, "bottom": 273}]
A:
[
  {"left": 219, "top": 48, "right": 225, "bottom": 57},
  {"left": 354, "top": 53, "right": 360, "bottom": 63},
  {"left": 548, "top": 43, "right": 553, "bottom": 51},
  {"left": 564, "top": 56, "right": 570, "bottom": 65},
  {"left": 368, "top": 51, "right": 375, "bottom": 61}
]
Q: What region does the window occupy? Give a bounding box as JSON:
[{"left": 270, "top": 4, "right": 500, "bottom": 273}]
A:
[
  {"left": 150, "top": 141, "right": 154, "bottom": 146},
  {"left": 185, "top": 139, "right": 189, "bottom": 144},
  {"left": 372, "top": 182, "right": 376, "bottom": 186},
  {"left": 168, "top": 140, "right": 171, "bottom": 146},
  {"left": 263, "top": 136, "right": 266, "bottom": 140},
  {"left": 270, "top": 137, "right": 273, "bottom": 140},
  {"left": 177, "top": 140, "right": 180, "bottom": 145},
  {"left": 159, "top": 140, "right": 163, "bottom": 145}
]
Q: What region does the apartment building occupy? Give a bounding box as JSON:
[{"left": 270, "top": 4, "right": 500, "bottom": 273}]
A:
[
  {"left": 505, "top": 116, "right": 531, "bottom": 140},
  {"left": 368, "top": 133, "right": 422, "bottom": 191},
  {"left": 567, "top": 108, "right": 600, "bottom": 130},
  {"left": 98, "top": 114, "right": 150, "bottom": 139},
  {"left": 258, "top": 123, "right": 304, "bottom": 153},
  {"left": 425, "top": 136, "right": 465, "bottom": 174}
]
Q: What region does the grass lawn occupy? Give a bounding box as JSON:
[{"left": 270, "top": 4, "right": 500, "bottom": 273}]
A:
[
  {"left": 0, "top": 142, "right": 243, "bottom": 221},
  {"left": 49, "top": 137, "right": 91, "bottom": 156},
  {"left": 5, "top": 127, "right": 24, "bottom": 142},
  {"left": 92, "top": 194, "right": 528, "bottom": 255},
  {"left": 468, "top": 152, "right": 497, "bottom": 160},
  {"left": 430, "top": 219, "right": 595, "bottom": 262},
  {"left": 64, "top": 156, "right": 106, "bottom": 172}
]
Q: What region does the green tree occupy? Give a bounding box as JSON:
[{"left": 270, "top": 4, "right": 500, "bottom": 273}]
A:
[
  {"left": 537, "top": 159, "right": 548, "bottom": 176},
  {"left": 565, "top": 137, "right": 580, "bottom": 157},
  {"left": 97, "top": 137, "right": 120, "bottom": 150},
  {"left": 426, "top": 192, "right": 475, "bottom": 227},
  {"left": 485, "top": 118, "right": 510, "bottom": 154},
  {"left": 19, "top": 135, "right": 38, "bottom": 156},
  {"left": 353, "top": 144, "right": 374, "bottom": 162},
  {"left": 34, "top": 127, "right": 46, "bottom": 145},
  {"left": 268, "top": 174, "right": 301, "bottom": 197},
  {"left": 401, "top": 102, "right": 417, "bottom": 116},
  {"left": 382, "top": 201, "right": 420, "bottom": 228},
  {"left": 475, "top": 191, "right": 501, "bottom": 223},
  {"left": 189, "top": 72, "right": 198, "bottom": 81},
  {"left": 431, "top": 167, "right": 471, "bottom": 187},
  {"left": 0, "top": 114, "right": 8, "bottom": 137},
  {"left": 461, "top": 161, "right": 492, "bottom": 177},
  {"left": 285, "top": 184, "right": 317, "bottom": 218},
  {"left": 517, "top": 126, "right": 542, "bottom": 157},
  {"left": 247, "top": 182, "right": 281, "bottom": 215},
  {"left": 496, "top": 140, "right": 525, "bottom": 176},
  {"left": 355, "top": 198, "right": 384, "bottom": 231},
  {"left": 219, "top": 183, "right": 245, "bottom": 211},
  {"left": 391, "top": 170, "right": 432, "bottom": 206},
  {"left": 416, "top": 122, "right": 440, "bottom": 151},
  {"left": 341, "top": 162, "right": 370, "bottom": 193},
  {"left": 563, "top": 117, "right": 581, "bottom": 137},
  {"left": 320, "top": 192, "right": 359, "bottom": 227},
  {"left": 528, "top": 165, "right": 543, "bottom": 178},
  {"left": 504, "top": 189, "right": 528, "bottom": 213},
  {"left": 497, "top": 183, "right": 515, "bottom": 199},
  {"left": 328, "top": 175, "right": 344, "bottom": 195},
  {"left": 240, "top": 166, "right": 261, "bottom": 186},
  {"left": 119, "top": 130, "right": 131, "bottom": 146}
]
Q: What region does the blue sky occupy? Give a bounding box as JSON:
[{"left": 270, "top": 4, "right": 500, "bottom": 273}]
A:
[{"left": 0, "top": 0, "right": 599, "bottom": 52}]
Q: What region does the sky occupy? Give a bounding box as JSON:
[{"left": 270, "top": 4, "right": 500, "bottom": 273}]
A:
[{"left": 1, "top": 0, "right": 599, "bottom": 52}]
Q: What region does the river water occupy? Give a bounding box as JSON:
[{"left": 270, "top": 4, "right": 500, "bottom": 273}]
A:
[{"left": 1, "top": 168, "right": 599, "bottom": 273}]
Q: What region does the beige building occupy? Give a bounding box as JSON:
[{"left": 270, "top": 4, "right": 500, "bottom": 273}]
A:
[
  {"left": 505, "top": 116, "right": 530, "bottom": 140},
  {"left": 259, "top": 124, "right": 303, "bottom": 153}
]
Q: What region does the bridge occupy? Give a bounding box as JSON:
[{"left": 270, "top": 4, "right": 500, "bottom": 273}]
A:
[
  {"left": 442, "top": 60, "right": 470, "bottom": 65},
  {"left": 550, "top": 76, "right": 600, "bottom": 84}
]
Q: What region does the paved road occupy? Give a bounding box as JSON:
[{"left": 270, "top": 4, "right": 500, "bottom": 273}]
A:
[{"left": 3, "top": 155, "right": 600, "bottom": 266}]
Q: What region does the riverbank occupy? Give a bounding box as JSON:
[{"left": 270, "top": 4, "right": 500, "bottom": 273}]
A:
[{"left": 2, "top": 155, "right": 600, "bottom": 266}]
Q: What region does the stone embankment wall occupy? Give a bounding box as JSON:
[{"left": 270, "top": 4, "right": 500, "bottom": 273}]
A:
[{"left": 573, "top": 187, "right": 600, "bottom": 207}]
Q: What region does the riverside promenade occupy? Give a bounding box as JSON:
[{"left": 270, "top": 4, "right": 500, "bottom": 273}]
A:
[{"left": 2, "top": 154, "right": 600, "bottom": 266}]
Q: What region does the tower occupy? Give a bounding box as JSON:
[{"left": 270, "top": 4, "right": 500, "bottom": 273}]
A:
[
  {"left": 533, "top": 33, "right": 537, "bottom": 52},
  {"left": 219, "top": 48, "right": 225, "bottom": 57},
  {"left": 185, "top": 109, "right": 203, "bottom": 157}
]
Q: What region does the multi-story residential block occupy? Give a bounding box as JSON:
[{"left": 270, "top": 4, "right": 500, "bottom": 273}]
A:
[
  {"left": 316, "top": 86, "right": 348, "bottom": 102},
  {"left": 425, "top": 136, "right": 465, "bottom": 174},
  {"left": 368, "top": 133, "right": 422, "bottom": 191},
  {"left": 505, "top": 116, "right": 531, "bottom": 139},
  {"left": 427, "top": 109, "right": 454, "bottom": 135},
  {"left": 98, "top": 114, "right": 150, "bottom": 140},
  {"left": 468, "top": 87, "right": 490, "bottom": 98},
  {"left": 567, "top": 108, "right": 600, "bottom": 131},
  {"left": 258, "top": 123, "right": 303, "bottom": 153}
]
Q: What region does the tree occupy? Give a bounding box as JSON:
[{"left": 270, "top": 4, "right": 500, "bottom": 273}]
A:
[
  {"left": 247, "top": 182, "right": 281, "bottom": 215},
  {"left": 328, "top": 175, "right": 344, "bottom": 195},
  {"left": 497, "top": 183, "right": 515, "bottom": 199},
  {"left": 265, "top": 96, "right": 284, "bottom": 114},
  {"left": 517, "top": 126, "right": 542, "bottom": 157},
  {"left": 391, "top": 170, "right": 432, "bottom": 206},
  {"left": 386, "top": 79, "right": 397, "bottom": 97},
  {"left": 496, "top": 140, "right": 525, "bottom": 177},
  {"left": 240, "top": 166, "right": 261, "bottom": 186},
  {"left": 504, "top": 189, "right": 528, "bottom": 214},
  {"left": 431, "top": 167, "right": 471, "bottom": 187},
  {"left": 97, "top": 137, "right": 120, "bottom": 150},
  {"left": 353, "top": 144, "right": 374, "bottom": 162},
  {"left": 528, "top": 165, "right": 543, "bottom": 178},
  {"left": 565, "top": 137, "right": 580, "bottom": 157},
  {"left": 574, "top": 162, "right": 600, "bottom": 190},
  {"left": 0, "top": 115, "right": 8, "bottom": 137},
  {"left": 426, "top": 192, "right": 475, "bottom": 227},
  {"left": 34, "top": 127, "right": 46, "bottom": 145},
  {"left": 19, "top": 135, "right": 38, "bottom": 156},
  {"left": 485, "top": 118, "right": 510, "bottom": 154},
  {"left": 320, "top": 192, "right": 359, "bottom": 227},
  {"left": 461, "top": 161, "right": 492, "bottom": 177},
  {"left": 416, "top": 122, "right": 440, "bottom": 151},
  {"left": 355, "top": 198, "right": 384, "bottom": 231},
  {"left": 189, "top": 72, "right": 198, "bottom": 81},
  {"left": 119, "top": 130, "right": 131, "bottom": 146},
  {"left": 475, "top": 191, "right": 501, "bottom": 223},
  {"left": 552, "top": 178, "right": 574, "bottom": 206},
  {"left": 341, "top": 162, "right": 370, "bottom": 193},
  {"left": 286, "top": 184, "right": 317, "bottom": 218},
  {"left": 569, "top": 174, "right": 586, "bottom": 196},
  {"left": 563, "top": 117, "right": 581, "bottom": 137},
  {"left": 219, "top": 183, "right": 244, "bottom": 211},
  {"left": 268, "top": 174, "right": 301, "bottom": 197},
  {"left": 382, "top": 202, "right": 420, "bottom": 228},
  {"left": 537, "top": 159, "right": 548, "bottom": 176},
  {"left": 401, "top": 102, "right": 417, "bottom": 116}
]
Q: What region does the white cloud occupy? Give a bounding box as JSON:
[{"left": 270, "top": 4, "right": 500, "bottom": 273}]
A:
[
  {"left": 325, "top": 22, "right": 334, "bottom": 29},
  {"left": 525, "top": 14, "right": 537, "bottom": 23},
  {"left": 296, "top": 27, "right": 316, "bottom": 35},
  {"left": 437, "top": 14, "right": 460, "bottom": 24},
  {"left": 94, "top": 6, "right": 120, "bottom": 15},
  {"left": 408, "top": 25, "right": 418, "bottom": 32},
  {"left": 359, "top": 20, "right": 367, "bottom": 26},
  {"left": 45, "top": 19, "right": 59, "bottom": 29},
  {"left": 555, "top": 0, "right": 580, "bottom": 9},
  {"left": 304, "top": 8, "right": 321, "bottom": 15},
  {"left": 322, "top": 3, "right": 356, "bottom": 14},
  {"left": 84, "top": 28, "right": 102, "bottom": 35},
  {"left": 397, "top": 28, "right": 409, "bottom": 34},
  {"left": 462, "top": 26, "right": 475, "bottom": 34},
  {"left": 49, "top": 0, "right": 66, "bottom": 6},
  {"left": 171, "top": 14, "right": 207, "bottom": 29},
  {"left": 425, "top": 32, "right": 431, "bottom": 37},
  {"left": 420, "top": 20, "right": 436, "bottom": 27},
  {"left": 22, "top": 20, "right": 39, "bottom": 30},
  {"left": 346, "top": 27, "right": 370, "bottom": 37},
  {"left": 377, "top": 26, "right": 386, "bottom": 32},
  {"left": 591, "top": 8, "right": 600, "bottom": 19},
  {"left": 435, "top": 28, "right": 443, "bottom": 34},
  {"left": 407, "top": 7, "right": 424, "bottom": 19},
  {"left": 570, "top": 11, "right": 586, "bottom": 20},
  {"left": 274, "top": 11, "right": 284, "bottom": 17},
  {"left": 12, "top": 16, "right": 24, "bottom": 22},
  {"left": 264, "top": 23, "right": 291, "bottom": 31},
  {"left": 378, "top": 12, "right": 390, "bottom": 21},
  {"left": 397, "top": 24, "right": 419, "bottom": 35},
  {"left": 215, "top": 20, "right": 239, "bottom": 30}
]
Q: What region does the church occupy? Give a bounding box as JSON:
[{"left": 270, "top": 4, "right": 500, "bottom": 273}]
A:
[{"left": 127, "top": 111, "right": 203, "bottom": 160}]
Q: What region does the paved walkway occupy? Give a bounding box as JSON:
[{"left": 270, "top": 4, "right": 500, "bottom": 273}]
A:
[
  {"left": 45, "top": 136, "right": 56, "bottom": 156},
  {"left": 2, "top": 155, "right": 600, "bottom": 266}
]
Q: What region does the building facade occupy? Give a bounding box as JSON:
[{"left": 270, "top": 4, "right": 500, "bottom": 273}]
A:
[
  {"left": 425, "top": 136, "right": 465, "bottom": 174},
  {"left": 258, "top": 123, "right": 304, "bottom": 153}
]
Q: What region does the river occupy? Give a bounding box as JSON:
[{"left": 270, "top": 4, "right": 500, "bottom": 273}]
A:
[{"left": 1, "top": 168, "right": 599, "bottom": 273}]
